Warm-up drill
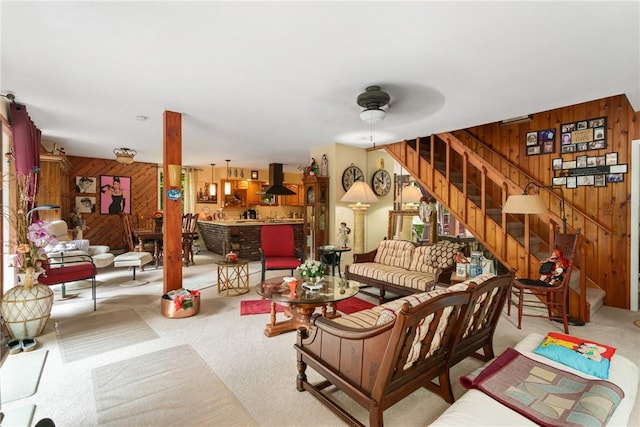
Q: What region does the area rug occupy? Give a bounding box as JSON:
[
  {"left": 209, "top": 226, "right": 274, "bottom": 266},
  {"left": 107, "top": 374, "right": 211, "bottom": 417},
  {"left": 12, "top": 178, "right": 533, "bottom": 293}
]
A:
[
  {"left": 0, "top": 350, "right": 48, "bottom": 403},
  {"left": 0, "top": 404, "right": 36, "bottom": 427},
  {"left": 240, "top": 297, "right": 375, "bottom": 316},
  {"left": 55, "top": 308, "right": 159, "bottom": 363},
  {"left": 92, "top": 344, "right": 258, "bottom": 426}
]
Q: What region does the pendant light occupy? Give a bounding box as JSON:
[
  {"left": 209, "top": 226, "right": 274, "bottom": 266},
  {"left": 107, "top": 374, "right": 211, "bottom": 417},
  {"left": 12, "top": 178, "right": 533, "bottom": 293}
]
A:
[
  {"left": 224, "top": 160, "right": 231, "bottom": 195},
  {"left": 209, "top": 163, "right": 216, "bottom": 196}
]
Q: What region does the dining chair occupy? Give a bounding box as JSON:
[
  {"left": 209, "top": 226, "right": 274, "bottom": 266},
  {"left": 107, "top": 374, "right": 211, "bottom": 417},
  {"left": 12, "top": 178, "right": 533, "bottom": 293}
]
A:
[{"left": 507, "top": 230, "right": 580, "bottom": 334}]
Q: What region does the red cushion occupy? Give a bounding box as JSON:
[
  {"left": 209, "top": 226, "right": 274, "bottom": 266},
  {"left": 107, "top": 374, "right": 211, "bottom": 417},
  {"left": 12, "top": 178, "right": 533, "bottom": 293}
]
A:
[
  {"left": 261, "top": 225, "right": 295, "bottom": 257},
  {"left": 264, "top": 257, "right": 301, "bottom": 270},
  {"left": 38, "top": 263, "right": 96, "bottom": 285}
]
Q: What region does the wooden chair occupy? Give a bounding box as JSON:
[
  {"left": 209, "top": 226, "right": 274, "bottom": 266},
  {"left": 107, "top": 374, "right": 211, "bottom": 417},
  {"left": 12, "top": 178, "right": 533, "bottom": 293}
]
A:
[
  {"left": 258, "top": 224, "right": 303, "bottom": 281},
  {"left": 181, "top": 213, "right": 198, "bottom": 266},
  {"left": 295, "top": 291, "right": 472, "bottom": 427},
  {"left": 507, "top": 231, "right": 580, "bottom": 334}
]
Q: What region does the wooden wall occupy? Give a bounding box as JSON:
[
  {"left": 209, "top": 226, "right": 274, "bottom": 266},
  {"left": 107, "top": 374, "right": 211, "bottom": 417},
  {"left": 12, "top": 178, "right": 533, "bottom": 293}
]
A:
[
  {"left": 66, "top": 156, "right": 159, "bottom": 251},
  {"left": 461, "top": 94, "right": 638, "bottom": 309}
]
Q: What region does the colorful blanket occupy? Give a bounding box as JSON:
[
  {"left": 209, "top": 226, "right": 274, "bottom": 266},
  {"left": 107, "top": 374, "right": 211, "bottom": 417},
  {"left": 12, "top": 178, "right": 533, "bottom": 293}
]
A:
[{"left": 461, "top": 348, "right": 624, "bottom": 427}]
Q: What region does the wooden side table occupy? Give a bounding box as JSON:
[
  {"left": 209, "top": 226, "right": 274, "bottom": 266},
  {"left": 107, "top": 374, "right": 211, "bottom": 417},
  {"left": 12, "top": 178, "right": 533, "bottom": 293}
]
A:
[{"left": 216, "top": 259, "right": 250, "bottom": 296}]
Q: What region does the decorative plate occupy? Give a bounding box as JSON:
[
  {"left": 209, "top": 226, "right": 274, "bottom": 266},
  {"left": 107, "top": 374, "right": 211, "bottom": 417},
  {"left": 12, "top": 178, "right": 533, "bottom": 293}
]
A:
[{"left": 167, "top": 189, "right": 182, "bottom": 200}]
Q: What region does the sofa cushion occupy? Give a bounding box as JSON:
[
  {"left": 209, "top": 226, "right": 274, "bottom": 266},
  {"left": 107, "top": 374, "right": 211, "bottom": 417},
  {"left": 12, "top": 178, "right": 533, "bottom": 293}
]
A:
[
  {"left": 375, "top": 290, "right": 449, "bottom": 326},
  {"left": 428, "top": 240, "right": 464, "bottom": 269},
  {"left": 332, "top": 306, "right": 385, "bottom": 328},
  {"left": 409, "top": 245, "right": 440, "bottom": 274},
  {"left": 373, "top": 240, "right": 415, "bottom": 270},
  {"left": 348, "top": 263, "right": 436, "bottom": 293}
]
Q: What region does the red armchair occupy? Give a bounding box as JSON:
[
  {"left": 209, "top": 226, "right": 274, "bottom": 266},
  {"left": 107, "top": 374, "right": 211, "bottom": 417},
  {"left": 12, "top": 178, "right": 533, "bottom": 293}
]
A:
[
  {"left": 258, "top": 225, "right": 303, "bottom": 281},
  {"left": 38, "top": 255, "right": 98, "bottom": 311}
]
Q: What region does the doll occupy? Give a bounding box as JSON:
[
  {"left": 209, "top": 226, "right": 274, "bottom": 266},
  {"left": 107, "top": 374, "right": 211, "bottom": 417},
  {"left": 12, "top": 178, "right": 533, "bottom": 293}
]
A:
[
  {"left": 539, "top": 248, "right": 569, "bottom": 285},
  {"left": 337, "top": 222, "right": 351, "bottom": 248}
]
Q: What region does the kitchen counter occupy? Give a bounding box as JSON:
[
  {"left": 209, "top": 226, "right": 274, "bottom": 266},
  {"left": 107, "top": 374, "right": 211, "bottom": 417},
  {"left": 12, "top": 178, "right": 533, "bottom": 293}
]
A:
[{"left": 197, "top": 220, "right": 304, "bottom": 261}]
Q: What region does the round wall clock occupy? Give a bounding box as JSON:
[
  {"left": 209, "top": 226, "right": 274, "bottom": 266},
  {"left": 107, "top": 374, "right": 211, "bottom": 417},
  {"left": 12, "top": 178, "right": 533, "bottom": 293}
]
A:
[
  {"left": 371, "top": 169, "right": 391, "bottom": 196},
  {"left": 341, "top": 163, "right": 365, "bottom": 191}
]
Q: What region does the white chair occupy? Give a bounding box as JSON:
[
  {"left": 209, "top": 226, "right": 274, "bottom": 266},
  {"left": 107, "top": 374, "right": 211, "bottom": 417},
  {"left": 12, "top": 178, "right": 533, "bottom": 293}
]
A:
[{"left": 46, "top": 220, "right": 115, "bottom": 268}]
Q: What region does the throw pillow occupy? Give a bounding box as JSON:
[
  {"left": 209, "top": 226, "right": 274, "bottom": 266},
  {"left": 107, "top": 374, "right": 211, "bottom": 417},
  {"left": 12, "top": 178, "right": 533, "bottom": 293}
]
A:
[
  {"left": 533, "top": 332, "right": 616, "bottom": 379},
  {"left": 428, "top": 240, "right": 463, "bottom": 269}
]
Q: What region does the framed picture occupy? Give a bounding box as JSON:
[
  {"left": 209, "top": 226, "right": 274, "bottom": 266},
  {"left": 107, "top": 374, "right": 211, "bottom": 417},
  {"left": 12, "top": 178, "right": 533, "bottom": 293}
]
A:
[
  {"left": 594, "top": 175, "right": 606, "bottom": 187},
  {"left": 596, "top": 156, "right": 606, "bottom": 166},
  {"left": 552, "top": 158, "right": 563, "bottom": 170},
  {"left": 561, "top": 144, "right": 576, "bottom": 154},
  {"left": 251, "top": 170, "right": 259, "bottom": 180},
  {"left": 576, "top": 156, "right": 587, "bottom": 168},
  {"left": 526, "top": 132, "right": 537, "bottom": 146},
  {"left": 526, "top": 129, "right": 555, "bottom": 156},
  {"left": 577, "top": 175, "right": 594, "bottom": 186},
  {"left": 527, "top": 146, "right": 540, "bottom": 155},
  {"left": 566, "top": 176, "right": 577, "bottom": 189},
  {"left": 563, "top": 160, "right": 577, "bottom": 169},
  {"left": 560, "top": 116, "right": 607, "bottom": 153},
  {"left": 586, "top": 156, "right": 597, "bottom": 167},
  {"left": 605, "top": 152, "right": 618, "bottom": 165},
  {"left": 100, "top": 175, "right": 131, "bottom": 215},
  {"left": 75, "top": 176, "right": 97, "bottom": 193},
  {"left": 607, "top": 173, "right": 624, "bottom": 183},
  {"left": 552, "top": 177, "right": 566, "bottom": 186},
  {"left": 610, "top": 164, "right": 628, "bottom": 174},
  {"left": 75, "top": 196, "right": 96, "bottom": 213}
]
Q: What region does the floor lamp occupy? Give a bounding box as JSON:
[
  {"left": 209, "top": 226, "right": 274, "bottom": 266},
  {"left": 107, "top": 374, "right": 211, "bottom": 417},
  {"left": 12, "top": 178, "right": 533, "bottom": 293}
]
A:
[{"left": 340, "top": 181, "right": 378, "bottom": 254}]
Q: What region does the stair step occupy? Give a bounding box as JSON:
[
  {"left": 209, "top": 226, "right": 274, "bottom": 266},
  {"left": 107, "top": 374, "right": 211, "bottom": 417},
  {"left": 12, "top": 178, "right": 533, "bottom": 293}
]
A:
[{"left": 586, "top": 287, "right": 605, "bottom": 318}]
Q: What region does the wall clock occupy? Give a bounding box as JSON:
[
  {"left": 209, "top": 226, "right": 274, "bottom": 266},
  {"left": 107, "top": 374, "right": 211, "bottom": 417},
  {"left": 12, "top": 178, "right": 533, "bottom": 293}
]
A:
[
  {"left": 341, "top": 163, "right": 364, "bottom": 192},
  {"left": 371, "top": 169, "right": 391, "bottom": 196}
]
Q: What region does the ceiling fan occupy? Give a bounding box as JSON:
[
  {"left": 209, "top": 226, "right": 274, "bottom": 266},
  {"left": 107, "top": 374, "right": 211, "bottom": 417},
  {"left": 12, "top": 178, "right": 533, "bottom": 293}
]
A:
[{"left": 357, "top": 85, "right": 390, "bottom": 125}]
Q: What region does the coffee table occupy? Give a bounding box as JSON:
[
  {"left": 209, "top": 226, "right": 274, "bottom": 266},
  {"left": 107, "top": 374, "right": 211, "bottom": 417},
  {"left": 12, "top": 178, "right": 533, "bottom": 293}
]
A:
[{"left": 256, "top": 275, "right": 360, "bottom": 337}]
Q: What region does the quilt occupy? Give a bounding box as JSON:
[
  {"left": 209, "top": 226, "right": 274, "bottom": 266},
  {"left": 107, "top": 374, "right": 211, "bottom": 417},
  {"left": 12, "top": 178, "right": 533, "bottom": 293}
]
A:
[{"left": 461, "top": 348, "right": 624, "bottom": 427}]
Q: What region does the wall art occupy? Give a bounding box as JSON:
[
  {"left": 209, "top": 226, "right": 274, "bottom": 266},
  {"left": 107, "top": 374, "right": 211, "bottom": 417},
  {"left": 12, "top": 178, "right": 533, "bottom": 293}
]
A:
[
  {"left": 526, "top": 129, "right": 555, "bottom": 156},
  {"left": 100, "top": 175, "right": 131, "bottom": 215},
  {"left": 560, "top": 116, "right": 607, "bottom": 153},
  {"left": 75, "top": 176, "right": 97, "bottom": 194}
]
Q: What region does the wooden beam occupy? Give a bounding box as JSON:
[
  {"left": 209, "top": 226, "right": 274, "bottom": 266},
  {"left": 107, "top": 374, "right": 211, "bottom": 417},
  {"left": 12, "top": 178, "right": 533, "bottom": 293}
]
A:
[{"left": 163, "top": 110, "right": 182, "bottom": 293}]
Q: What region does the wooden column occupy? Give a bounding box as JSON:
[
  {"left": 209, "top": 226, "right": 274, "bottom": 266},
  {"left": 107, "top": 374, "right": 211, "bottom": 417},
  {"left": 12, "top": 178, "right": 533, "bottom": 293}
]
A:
[{"left": 163, "top": 111, "right": 182, "bottom": 293}]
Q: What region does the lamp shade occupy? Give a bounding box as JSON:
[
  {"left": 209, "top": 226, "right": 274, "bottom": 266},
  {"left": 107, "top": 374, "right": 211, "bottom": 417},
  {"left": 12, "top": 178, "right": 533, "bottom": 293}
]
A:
[
  {"left": 395, "top": 185, "right": 423, "bottom": 204},
  {"left": 360, "top": 108, "right": 386, "bottom": 125},
  {"left": 502, "top": 194, "right": 548, "bottom": 214},
  {"left": 340, "top": 181, "right": 378, "bottom": 204}
]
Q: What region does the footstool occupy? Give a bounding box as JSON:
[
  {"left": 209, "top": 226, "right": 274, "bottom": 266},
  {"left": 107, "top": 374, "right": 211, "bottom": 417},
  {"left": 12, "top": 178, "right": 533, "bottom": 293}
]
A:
[{"left": 114, "top": 252, "right": 153, "bottom": 280}]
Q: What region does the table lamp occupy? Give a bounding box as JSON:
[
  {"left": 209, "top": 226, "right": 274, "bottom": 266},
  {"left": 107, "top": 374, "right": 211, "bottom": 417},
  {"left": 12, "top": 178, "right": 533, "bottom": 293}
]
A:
[{"left": 340, "top": 181, "right": 378, "bottom": 254}]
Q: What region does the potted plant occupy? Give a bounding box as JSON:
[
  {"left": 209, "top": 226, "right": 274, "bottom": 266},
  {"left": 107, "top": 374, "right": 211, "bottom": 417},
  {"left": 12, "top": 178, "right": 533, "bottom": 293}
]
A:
[
  {"left": 1, "top": 173, "right": 58, "bottom": 339},
  {"left": 296, "top": 260, "right": 326, "bottom": 283}
]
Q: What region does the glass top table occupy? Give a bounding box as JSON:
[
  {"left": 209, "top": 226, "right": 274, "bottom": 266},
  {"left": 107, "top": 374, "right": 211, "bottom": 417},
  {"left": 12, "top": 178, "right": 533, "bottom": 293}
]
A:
[{"left": 256, "top": 275, "right": 360, "bottom": 337}]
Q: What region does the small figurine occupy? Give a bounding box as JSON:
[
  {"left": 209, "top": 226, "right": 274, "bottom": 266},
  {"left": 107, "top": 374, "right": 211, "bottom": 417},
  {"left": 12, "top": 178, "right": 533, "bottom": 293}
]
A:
[
  {"left": 321, "top": 154, "right": 328, "bottom": 177},
  {"left": 337, "top": 222, "right": 351, "bottom": 248}
]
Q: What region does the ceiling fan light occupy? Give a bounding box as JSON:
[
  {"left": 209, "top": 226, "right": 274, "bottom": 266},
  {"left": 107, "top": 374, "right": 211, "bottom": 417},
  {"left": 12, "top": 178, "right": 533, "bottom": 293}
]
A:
[{"left": 360, "top": 108, "right": 386, "bottom": 125}]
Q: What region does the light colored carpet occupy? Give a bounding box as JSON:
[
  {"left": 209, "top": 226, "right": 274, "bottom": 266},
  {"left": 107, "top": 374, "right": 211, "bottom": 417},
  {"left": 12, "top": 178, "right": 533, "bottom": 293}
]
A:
[
  {"left": 92, "top": 344, "right": 258, "bottom": 427},
  {"left": 55, "top": 308, "right": 159, "bottom": 363},
  {"left": 0, "top": 404, "right": 35, "bottom": 427},
  {"left": 0, "top": 350, "right": 48, "bottom": 403},
  {"left": 3, "top": 253, "right": 636, "bottom": 426}
]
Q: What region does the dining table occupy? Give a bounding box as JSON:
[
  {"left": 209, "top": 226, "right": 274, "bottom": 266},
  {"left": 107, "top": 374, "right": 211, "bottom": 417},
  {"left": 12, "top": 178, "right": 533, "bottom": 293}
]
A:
[{"left": 132, "top": 229, "right": 197, "bottom": 267}]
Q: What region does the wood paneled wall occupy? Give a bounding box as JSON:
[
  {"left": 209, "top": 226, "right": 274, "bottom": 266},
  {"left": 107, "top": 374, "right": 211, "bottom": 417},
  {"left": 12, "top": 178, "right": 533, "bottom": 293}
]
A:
[
  {"left": 461, "top": 94, "right": 638, "bottom": 309},
  {"left": 67, "top": 156, "right": 159, "bottom": 251}
]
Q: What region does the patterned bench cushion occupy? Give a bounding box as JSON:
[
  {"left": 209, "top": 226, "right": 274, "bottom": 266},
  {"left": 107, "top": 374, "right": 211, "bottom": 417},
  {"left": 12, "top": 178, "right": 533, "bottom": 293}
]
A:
[
  {"left": 373, "top": 239, "right": 416, "bottom": 269},
  {"left": 348, "top": 262, "right": 436, "bottom": 292},
  {"left": 332, "top": 306, "right": 385, "bottom": 328}
]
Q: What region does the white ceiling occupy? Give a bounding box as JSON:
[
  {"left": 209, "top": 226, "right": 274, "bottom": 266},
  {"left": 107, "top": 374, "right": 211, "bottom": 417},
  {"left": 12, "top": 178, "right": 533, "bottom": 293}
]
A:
[{"left": 2, "top": 1, "right": 639, "bottom": 173}]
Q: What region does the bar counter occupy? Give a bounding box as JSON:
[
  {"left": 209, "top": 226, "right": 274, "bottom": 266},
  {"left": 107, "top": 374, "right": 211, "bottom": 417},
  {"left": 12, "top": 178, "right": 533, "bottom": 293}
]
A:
[{"left": 197, "top": 220, "right": 304, "bottom": 261}]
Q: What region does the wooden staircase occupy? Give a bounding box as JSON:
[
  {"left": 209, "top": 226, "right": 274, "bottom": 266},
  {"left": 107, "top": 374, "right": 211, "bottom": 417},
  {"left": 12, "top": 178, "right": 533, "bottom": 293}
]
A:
[{"left": 382, "top": 132, "right": 606, "bottom": 322}]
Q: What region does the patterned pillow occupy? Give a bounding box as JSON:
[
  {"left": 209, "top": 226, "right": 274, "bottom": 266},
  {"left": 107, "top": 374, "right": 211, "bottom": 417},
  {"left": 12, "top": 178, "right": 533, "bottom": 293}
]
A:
[
  {"left": 428, "top": 240, "right": 463, "bottom": 268},
  {"left": 408, "top": 245, "right": 435, "bottom": 273}
]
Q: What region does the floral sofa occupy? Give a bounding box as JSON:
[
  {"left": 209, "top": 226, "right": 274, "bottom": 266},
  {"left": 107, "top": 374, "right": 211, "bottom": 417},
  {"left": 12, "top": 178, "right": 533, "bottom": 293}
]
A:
[{"left": 345, "top": 239, "right": 464, "bottom": 304}]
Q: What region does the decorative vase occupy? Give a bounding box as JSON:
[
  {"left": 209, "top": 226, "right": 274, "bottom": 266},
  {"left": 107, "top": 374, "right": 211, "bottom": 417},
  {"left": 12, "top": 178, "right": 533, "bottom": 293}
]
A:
[{"left": 1, "top": 270, "right": 54, "bottom": 339}]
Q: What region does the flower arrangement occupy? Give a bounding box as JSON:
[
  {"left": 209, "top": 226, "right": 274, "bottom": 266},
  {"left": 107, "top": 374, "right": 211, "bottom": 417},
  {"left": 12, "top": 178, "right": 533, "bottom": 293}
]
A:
[
  {"left": 298, "top": 158, "right": 320, "bottom": 177},
  {"left": 296, "top": 260, "right": 326, "bottom": 279}
]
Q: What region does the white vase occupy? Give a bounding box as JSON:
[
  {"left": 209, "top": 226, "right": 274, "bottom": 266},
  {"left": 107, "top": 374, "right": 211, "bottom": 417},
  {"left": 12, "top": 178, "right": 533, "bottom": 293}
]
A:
[{"left": 1, "top": 272, "right": 54, "bottom": 339}]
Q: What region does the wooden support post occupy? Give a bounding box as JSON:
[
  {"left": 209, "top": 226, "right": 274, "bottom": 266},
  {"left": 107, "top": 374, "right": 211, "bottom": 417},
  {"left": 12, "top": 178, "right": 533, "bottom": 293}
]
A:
[{"left": 163, "top": 110, "right": 182, "bottom": 294}]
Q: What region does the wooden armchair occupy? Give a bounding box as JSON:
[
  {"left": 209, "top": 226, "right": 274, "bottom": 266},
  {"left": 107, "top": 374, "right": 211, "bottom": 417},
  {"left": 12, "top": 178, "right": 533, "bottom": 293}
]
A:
[{"left": 295, "top": 291, "right": 472, "bottom": 427}]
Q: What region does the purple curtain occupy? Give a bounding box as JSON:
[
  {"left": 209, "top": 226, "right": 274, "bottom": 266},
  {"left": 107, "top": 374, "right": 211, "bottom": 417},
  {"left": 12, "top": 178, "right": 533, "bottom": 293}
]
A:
[{"left": 10, "top": 102, "right": 41, "bottom": 214}]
